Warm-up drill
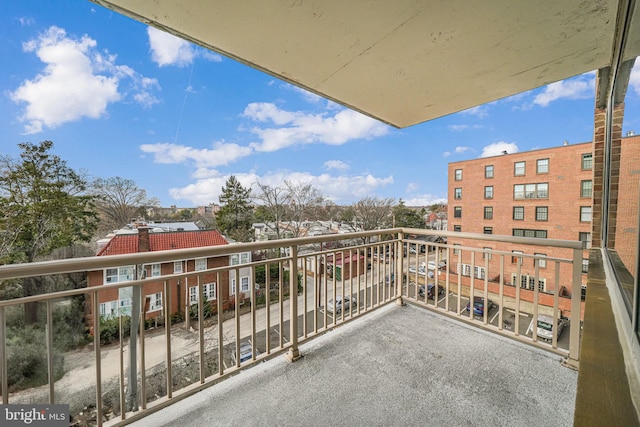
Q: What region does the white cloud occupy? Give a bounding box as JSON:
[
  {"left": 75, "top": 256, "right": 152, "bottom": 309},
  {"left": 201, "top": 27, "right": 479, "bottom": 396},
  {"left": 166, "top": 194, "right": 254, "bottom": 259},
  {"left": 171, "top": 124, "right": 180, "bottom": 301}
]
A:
[
  {"left": 243, "top": 103, "right": 390, "bottom": 152},
  {"left": 533, "top": 74, "right": 595, "bottom": 107},
  {"left": 168, "top": 170, "right": 394, "bottom": 205},
  {"left": 404, "top": 195, "right": 447, "bottom": 207},
  {"left": 17, "top": 17, "right": 35, "bottom": 26},
  {"left": 443, "top": 146, "right": 472, "bottom": 158},
  {"left": 480, "top": 141, "right": 519, "bottom": 157},
  {"left": 630, "top": 62, "right": 640, "bottom": 96},
  {"left": 147, "top": 27, "right": 222, "bottom": 67},
  {"left": 324, "top": 160, "right": 349, "bottom": 171},
  {"left": 448, "top": 124, "right": 468, "bottom": 131},
  {"left": 140, "top": 141, "right": 253, "bottom": 168},
  {"left": 461, "top": 105, "right": 488, "bottom": 118},
  {"left": 10, "top": 26, "right": 159, "bottom": 134}
]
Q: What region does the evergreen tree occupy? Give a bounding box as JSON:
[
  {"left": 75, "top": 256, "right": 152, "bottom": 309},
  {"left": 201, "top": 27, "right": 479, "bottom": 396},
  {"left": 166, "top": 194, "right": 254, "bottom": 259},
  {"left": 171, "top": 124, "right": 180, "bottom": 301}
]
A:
[
  {"left": 216, "top": 176, "right": 253, "bottom": 241},
  {"left": 0, "top": 141, "right": 97, "bottom": 323}
]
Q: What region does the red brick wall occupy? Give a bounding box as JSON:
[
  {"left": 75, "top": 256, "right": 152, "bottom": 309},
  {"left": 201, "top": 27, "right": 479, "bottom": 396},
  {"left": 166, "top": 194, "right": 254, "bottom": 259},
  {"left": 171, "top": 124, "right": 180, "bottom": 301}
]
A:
[
  {"left": 615, "top": 135, "right": 640, "bottom": 274},
  {"left": 448, "top": 142, "right": 593, "bottom": 293}
]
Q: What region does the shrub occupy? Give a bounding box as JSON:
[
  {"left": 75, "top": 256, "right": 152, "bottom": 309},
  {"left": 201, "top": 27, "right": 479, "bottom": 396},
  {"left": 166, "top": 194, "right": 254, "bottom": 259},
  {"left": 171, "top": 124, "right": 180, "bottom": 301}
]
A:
[
  {"left": 99, "top": 316, "right": 131, "bottom": 345},
  {"left": 6, "top": 326, "right": 64, "bottom": 391}
]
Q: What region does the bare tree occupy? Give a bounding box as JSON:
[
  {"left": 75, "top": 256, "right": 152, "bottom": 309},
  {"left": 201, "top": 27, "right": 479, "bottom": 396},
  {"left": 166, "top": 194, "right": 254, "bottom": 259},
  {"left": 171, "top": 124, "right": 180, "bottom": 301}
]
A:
[
  {"left": 284, "top": 180, "right": 325, "bottom": 238},
  {"left": 351, "top": 196, "right": 395, "bottom": 243},
  {"left": 91, "top": 176, "right": 158, "bottom": 234},
  {"left": 253, "top": 181, "right": 290, "bottom": 239}
]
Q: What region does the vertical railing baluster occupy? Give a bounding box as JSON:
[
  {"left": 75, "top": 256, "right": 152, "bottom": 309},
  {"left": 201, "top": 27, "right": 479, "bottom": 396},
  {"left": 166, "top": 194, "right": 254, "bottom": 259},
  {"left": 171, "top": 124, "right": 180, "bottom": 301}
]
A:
[
  {"left": 118, "top": 310, "right": 125, "bottom": 420},
  {"left": 0, "top": 306, "right": 6, "bottom": 405},
  {"left": 568, "top": 248, "right": 582, "bottom": 367},
  {"left": 93, "top": 291, "right": 103, "bottom": 427},
  {"left": 302, "top": 254, "right": 308, "bottom": 338},
  {"left": 234, "top": 266, "right": 241, "bottom": 368},
  {"left": 250, "top": 264, "right": 257, "bottom": 361},
  {"left": 532, "top": 259, "right": 540, "bottom": 342},
  {"left": 469, "top": 251, "right": 475, "bottom": 320},
  {"left": 46, "top": 300, "right": 54, "bottom": 403},
  {"left": 286, "top": 245, "right": 300, "bottom": 361},
  {"left": 197, "top": 275, "right": 205, "bottom": 382},
  {"left": 514, "top": 257, "right": 522, "bottom": 336},
  {"left": 217, "top": 272, "right": 224, "bottom": 376},
  {"left": 553, "top": 261, "right": 561, "bottom": 348},
  {"left": 164, "top": 280, "right": 172, "bottom": 398},
  {"left": 266, "top": 262, "right": 272, "bottom": 354},
  {"left": 140, "top": 290, "right": 147, "bottom": 410},
  {"left": 483, "top": 252, "right": 489, "bottom": 324},
  {"left": 498, "top": 254, "right": 505, "bottom": 331}
]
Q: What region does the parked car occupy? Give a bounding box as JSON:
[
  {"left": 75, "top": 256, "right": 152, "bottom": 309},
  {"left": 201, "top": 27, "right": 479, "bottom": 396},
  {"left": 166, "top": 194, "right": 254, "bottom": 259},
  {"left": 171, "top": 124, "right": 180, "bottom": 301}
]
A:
[
  {"left": 535, "top": 314, "right": 565, "bottom": 341},
  {"left": 327, "top": 296, "right": 357, "bottom": 314},
  {"left": 233, "top": 342, "right": 258, "bottom": 363},
  {"left": 418, "top": 283, "right": 444, "bottom": 299},
  {"left": 465, "top": 296, "right": 494, "bottom": 316},
  {"left": 409, "top": 266, "right": 434, "bottom": 278}
]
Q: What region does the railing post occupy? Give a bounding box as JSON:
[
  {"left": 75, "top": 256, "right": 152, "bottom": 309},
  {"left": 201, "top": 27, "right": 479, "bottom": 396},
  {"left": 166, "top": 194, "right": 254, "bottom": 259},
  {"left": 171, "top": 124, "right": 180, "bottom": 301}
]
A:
[
  {"left": 396, "top": 231, "right": 405, "bottom": 306},
  {"left": 286, "top": 244, "right": 301, "bottom": 362},
  {"left": 565, "top": 247, "right": 583, "bottom": 369},
  {"left": 0, "top": 306, "right": 7, "bottom": 404}
]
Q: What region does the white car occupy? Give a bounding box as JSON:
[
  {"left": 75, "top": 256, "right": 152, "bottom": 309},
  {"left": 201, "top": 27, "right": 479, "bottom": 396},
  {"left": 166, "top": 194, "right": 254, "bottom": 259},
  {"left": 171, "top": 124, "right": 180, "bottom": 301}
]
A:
[
  {"left": 535, "top": 314, "right": 565, "bottom": 341},
  {"left": 327, "top": 296, "right": 357, "bottom": 314},
  {"left": 233, "top": 342, "right": 258, "bottom": 363}
]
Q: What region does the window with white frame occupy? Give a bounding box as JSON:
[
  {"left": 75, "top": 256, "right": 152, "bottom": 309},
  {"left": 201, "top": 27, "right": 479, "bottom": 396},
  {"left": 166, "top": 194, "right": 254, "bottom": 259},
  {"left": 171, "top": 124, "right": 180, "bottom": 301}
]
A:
[
  {"left": 119, "top": 298, "right": 132, "bottom": 316},
  {"left": 105, "top": 266, "right": 134, "bottom": 284},
  {"left": 484, "top": 186, "right": 494, "bottom": 199},
  {"left": 511, "top": 250, "right": 523, "bottom": 264},
  {"left": 240, "top": 277, "right": 250, "bottom": 293},
  {"left": 581, "top": 180, "right": 593, "bottom": 198},
  {"left": 174, "top": 261, "right": 183, "bottom": 273},
  {"left": 148, "top": 292, "right": 162, "bottom": 312},
  {"left": 458, "top": 264, "right": 486, "bottom": 279},
  {"left": 580, "top": 206, "right": 592, "bottom": 222},
  {"left": 195, "top": 258, "right": 207, "bottom": 271},
  {"left": 483, "top": 247, "right": 492, "bottom": 260},
  {"left": 511, "top": 273, "right": 546, "bottom": 291},
  {"left": 534, "top": 253, "right": 547, "bottom": 268},
  {"left": 454, "top": 188, "right": 462, "bottom": 199},
  {"left": 514, "top": 161, "right": 525, "bottom": 176},
  {"left": 582, "top": 153, "right": 593, "bottom": 170},
  {"left": 514, "top": 183, "right": 548, "bottom": 199},
  {"left": 453, "top": 244, "right": 461, "bottom": 255},
  {"left": 189, "top": 282, "right": 217, "bottom": 304},
  {"left": 230, "top": 252, "right": 251, "bottom": 265},
  {"left": 150, "top": 263, "right": 161, "bottom": 277},
  {"left": 485, "top": 165, "right": 494, "bottom": 178},
  {"left": 99, "top": 301, "right": 118, "bottom": 318},
  {"left": 455, "top": 169, "right": 462, "bottom": 181},
  {"left": 582, "top": 259, "right": 589, "bottom": 274}
]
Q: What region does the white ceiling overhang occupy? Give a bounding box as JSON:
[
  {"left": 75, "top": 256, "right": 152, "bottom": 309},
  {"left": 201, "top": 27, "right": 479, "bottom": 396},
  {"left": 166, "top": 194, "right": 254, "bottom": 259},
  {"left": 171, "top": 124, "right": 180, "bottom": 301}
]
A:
[{"left": 91, "top": 1, "right": 638, "bottom": 128}]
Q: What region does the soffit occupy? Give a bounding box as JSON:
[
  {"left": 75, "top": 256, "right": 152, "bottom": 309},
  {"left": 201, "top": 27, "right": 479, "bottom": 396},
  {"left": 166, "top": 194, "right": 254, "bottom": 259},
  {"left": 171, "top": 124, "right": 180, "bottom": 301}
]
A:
[{"left": 92, "top": 1, "right": 625, "bottom": 128}]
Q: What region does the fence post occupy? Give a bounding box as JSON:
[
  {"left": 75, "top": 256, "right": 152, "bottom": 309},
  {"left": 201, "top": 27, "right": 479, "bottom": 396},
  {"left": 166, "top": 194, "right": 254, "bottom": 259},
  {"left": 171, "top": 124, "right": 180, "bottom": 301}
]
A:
[
  {"left": 565, "top": 247, "right": 582, "bottom": 369},
  {"left": 396, "top": 231, "right": 405, "bottom": 305},
  {"left": 286, "top": 244, "right": 301, "bottom": 362}
]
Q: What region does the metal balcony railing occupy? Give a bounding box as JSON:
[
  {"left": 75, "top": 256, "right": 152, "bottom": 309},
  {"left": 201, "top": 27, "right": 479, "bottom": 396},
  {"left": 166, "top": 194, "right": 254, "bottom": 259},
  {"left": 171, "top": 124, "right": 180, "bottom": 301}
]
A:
[{"left": 0, "top": 228, "right": 583, "bottom": 426}]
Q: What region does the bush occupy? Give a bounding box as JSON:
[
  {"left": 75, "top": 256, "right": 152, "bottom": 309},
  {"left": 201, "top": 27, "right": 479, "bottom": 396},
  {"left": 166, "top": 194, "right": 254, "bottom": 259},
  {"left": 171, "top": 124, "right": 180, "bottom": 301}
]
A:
[
  {"left": 6, "top": 326, "right": 64, "bottom": 391},
  {"left": 189, "top": 301, "right": 216, "bottom": 320},
  {"left": 99, "top": 316, "right": 131, "bottom": 345}
]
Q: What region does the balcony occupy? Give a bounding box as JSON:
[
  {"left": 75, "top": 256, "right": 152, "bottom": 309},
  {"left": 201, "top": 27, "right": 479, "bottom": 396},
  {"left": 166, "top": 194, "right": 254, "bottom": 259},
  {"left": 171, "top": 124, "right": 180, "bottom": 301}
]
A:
[{"left": 0, "top": 229, "right": 634, "bottom": 426}]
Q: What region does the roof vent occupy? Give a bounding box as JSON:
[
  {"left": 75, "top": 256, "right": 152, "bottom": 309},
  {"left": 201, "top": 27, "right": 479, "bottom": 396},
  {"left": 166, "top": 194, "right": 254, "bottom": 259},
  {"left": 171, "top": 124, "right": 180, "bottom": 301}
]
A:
[
  {"left": 501, "top": 150, "right": 508, "bottom": 155},
  {"left": 563, "top": 140, "right": 569, "bottom": 146},
  {"left": 626, "top": 130, "right": 636, "bottom": 136}
]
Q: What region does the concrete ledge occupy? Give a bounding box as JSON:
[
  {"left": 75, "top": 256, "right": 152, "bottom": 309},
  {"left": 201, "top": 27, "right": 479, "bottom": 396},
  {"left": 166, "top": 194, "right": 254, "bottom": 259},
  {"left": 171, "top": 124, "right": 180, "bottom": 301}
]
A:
[{"left": 573, "top": 249, "right": 639, "bottom": 426}]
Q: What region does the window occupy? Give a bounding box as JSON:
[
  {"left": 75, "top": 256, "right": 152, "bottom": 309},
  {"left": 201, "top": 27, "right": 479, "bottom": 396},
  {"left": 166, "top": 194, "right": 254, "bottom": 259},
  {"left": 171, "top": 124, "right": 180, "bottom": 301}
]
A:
[
  {"left": 455, "top": 169, "right": 462, "bottom": 181},
  {"left": 148, "top": 292, "right": 162, "bottom": 312},
  {"left": 581, "top": 180, "right": 592, "bottom": 198},
  {"left": 579, "top": 232, "right": 592, "bottom": 249},
  {"left": 105, "top": 266, "right": 134, "bottom": 284},
  {"left": 536, "top": 158, "right": 549, "bottom": 174},
  {"left": 514, "top": 161, "right": 525, "bottom": 176},
  {"left": 458, "top": 264, "right": 486, "bottom": 279},
  {"left": 582, "top": 259, "right": 589, "bottom": 274},
  {"left": 240, "top": 277, "right": 250, "bottom": 293},
  {"left": 195, "top": 258, "right": 207, "bottom": 271},
  {"left": 534, "top": 253, "right": 547, "bottom": 269},
  {"left": 513, "top": 206, "right": 524, "bottom": 220},
  {"left": 483, "top": 227, "right": 493, "bottom": 234},
  {"left": 231, "top": 252, "right": 251, "bottom": 265},
  {"left": 453, "top": 244, "right": 461, "bottom": 255},
  {"left": 174, "top": 261, "right": 183, "bottom": 274},
  {"left": 580, "top": 206, "right": 592, "bottom": 222},
  {"left": 454, "top": 225, "right": 461, "bottom": 232},
  {"left": 511, "top": 273, "right": 546, "bottom": 292},
  {"left": 190, "top": 283, "right": 217, "bottom": 304},
  {"left": 454, "top": 188, "right": 462, "bottom": 199},
  {"left": 513, "top": 229, "right": 547, "bottom": 238},
  {"left": 514, "top": 183, "right": 548, "bottom": 199},
  {"left": 454, "top": 206, "right": 462, "bottom": 218},
  {"left": 484, "top": 186, "right": 494, "bottom": 199},
  {"left": 484, "top": 206, "right": 493, "bottom": 219},
  {"left": 512, "top": 250, "right": 523, "bottom": 264},
  {"left": 150, "top": 263, "right": 161, "bottom": 277},
  {"left": 483, "top": 247, "right": 492, "bottom": 260},
  {"left": 485, "top": 165, "right": 494, "bottom": 178},
  {"left": 535, "top": 206, "right": 548, "bottom": 221},
  {"left": 582, "top": 153, "right": 593, "bottom": 170},
  {"left": 99, "top": 301, "right": 118, "bottom": 319}
]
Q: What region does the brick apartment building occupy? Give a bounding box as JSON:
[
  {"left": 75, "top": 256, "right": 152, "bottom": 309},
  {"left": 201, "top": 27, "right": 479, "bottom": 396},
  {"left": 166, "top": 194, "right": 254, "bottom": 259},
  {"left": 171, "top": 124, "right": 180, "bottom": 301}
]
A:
[
  {"left": 87, "top": 227, "right": 253, "bottom": 328},
  {"left": 447, "top": 141, "right": 594, "bottom": 296},
  {"left": 446, "top": 134, "right": 640, "bottom": 298}
]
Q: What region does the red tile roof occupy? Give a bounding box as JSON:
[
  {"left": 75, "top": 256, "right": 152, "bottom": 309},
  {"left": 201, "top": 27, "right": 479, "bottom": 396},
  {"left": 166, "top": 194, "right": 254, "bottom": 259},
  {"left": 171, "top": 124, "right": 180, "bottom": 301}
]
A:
[{"left": 97, "top": 230, "right": 229, "bottom": 256}]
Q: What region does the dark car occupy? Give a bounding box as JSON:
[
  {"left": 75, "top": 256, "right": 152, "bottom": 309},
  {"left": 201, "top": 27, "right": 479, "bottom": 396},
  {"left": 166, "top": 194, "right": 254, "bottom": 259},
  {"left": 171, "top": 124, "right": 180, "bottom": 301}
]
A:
[
  {"left": 466, "top": 296, "right": 494, "bottom": 316},
  {"left": 418, "top": 283, "right": 444, "bottom": 299}
]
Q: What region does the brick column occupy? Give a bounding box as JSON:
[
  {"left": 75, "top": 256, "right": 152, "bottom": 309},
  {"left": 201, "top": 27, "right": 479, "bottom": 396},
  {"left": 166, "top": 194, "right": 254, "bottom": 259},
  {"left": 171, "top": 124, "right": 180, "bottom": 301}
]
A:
[{"left": 592, "top": 103, "right": 625, "bottom": 248}]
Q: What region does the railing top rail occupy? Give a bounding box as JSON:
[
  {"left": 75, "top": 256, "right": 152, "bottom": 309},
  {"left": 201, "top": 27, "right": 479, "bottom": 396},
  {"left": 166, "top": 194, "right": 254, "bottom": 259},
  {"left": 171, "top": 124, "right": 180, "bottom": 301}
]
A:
[{"left": 0, "top": 227, "right": 581, "bottom": 281}]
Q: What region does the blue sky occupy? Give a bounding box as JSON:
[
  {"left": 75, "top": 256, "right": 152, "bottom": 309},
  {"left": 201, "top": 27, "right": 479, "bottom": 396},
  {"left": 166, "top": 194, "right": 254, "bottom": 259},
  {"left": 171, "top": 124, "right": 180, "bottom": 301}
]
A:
[{"left": 2, "top": 2, "right": 639, "bottom": 207}]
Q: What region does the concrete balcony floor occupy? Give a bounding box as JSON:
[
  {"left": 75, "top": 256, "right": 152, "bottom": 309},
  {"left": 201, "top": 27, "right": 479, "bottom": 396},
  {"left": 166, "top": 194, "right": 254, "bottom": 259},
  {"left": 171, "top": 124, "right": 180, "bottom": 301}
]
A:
[{"left": 131, "top": 303, "right": 577, "bottom": 427}]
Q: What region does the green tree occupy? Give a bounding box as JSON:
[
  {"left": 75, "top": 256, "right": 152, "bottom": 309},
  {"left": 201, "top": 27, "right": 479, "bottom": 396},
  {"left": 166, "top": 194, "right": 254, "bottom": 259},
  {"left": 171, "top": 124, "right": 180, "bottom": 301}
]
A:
[
  {"left": 393, "top": 200, "right": 425, "bottom": 229},
  {"left": 217, "top": 175, "right": 254, "bottom": 241},
  {"left": 0, "top": 141, "right": 97, "bottom": 323}
]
